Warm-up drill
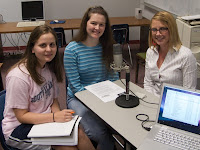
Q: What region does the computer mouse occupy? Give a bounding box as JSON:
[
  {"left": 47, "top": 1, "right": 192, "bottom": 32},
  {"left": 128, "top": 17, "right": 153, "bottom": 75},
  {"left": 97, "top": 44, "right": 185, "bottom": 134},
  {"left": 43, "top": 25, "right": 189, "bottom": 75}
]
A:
[{"left": 54, "top": 20, "right": 59, "bottom": 23}]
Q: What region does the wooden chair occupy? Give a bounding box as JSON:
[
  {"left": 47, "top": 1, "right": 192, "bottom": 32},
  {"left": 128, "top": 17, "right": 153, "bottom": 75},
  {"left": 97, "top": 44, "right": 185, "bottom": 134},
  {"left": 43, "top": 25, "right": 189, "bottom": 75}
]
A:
[{"left": 135, "top": 52, "right": 146, "bottom": 83}]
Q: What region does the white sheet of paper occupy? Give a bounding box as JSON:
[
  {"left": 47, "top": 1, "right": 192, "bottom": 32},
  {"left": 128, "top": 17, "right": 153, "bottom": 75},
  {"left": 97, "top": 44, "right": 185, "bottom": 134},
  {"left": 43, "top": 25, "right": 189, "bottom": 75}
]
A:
[{"left": 85, "top": 80, "right": 125, "bottom": 102}]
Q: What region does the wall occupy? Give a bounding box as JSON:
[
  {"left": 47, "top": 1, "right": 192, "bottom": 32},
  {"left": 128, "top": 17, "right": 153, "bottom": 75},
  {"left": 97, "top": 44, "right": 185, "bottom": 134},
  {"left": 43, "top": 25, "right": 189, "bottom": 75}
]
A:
[
  {"left": 144, "top": 0, "right": 200, "bottom": 17},
  {"left": 0, "top": 0, "right": 140, "bottom": 48},
  {"left": 140, "top": 0, "right": 157, "bottom": 20},
  {"left": 140, "top": 0, "right": 200, "bottom": 20}
]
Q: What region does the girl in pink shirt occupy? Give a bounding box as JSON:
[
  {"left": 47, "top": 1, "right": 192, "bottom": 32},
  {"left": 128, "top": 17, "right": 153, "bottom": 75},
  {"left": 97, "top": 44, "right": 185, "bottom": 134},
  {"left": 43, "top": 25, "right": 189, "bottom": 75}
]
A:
[{"left": 2, "top": 25, "right": 95, "bottom": 150}]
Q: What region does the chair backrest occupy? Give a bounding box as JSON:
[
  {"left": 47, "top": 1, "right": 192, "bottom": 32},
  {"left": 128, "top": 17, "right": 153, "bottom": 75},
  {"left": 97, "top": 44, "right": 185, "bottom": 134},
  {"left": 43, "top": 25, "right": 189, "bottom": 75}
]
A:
[
  {"left": 0, "top": 90, "right": 6, "bottom": 121},
  {"left": 0, "top": 90, "right": 19, "bottom": 150},
  {"left": 0, "top": 90, "right": 8, "bottom": 149},
  {"left": 111, "top": 24, "right": 129, "bottom": 44},
  {"left": 53, "top": 27, "right": 66, "bottom": 48},
  {"left": 0, "top": 63, "right": 3, "bottom": 91}
]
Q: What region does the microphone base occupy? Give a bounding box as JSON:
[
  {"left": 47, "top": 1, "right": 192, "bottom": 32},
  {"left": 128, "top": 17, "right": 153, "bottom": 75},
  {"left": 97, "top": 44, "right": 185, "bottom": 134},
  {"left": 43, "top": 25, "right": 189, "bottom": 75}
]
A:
[{"left": 115, "top": 95, "right": 139, "bottom": 108}]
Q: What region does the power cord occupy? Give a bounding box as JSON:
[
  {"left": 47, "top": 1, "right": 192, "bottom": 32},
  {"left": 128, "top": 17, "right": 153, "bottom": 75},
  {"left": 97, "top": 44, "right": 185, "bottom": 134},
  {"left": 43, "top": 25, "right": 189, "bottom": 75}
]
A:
[
  {"left": 118, "top": 79, "right": 157, "bottom": 131},
  {"left": 136, "top": 114, "right": 155, "bottom": 131},
  {"left": 119, "top": 79, "right": 158, "bottom": 105}
]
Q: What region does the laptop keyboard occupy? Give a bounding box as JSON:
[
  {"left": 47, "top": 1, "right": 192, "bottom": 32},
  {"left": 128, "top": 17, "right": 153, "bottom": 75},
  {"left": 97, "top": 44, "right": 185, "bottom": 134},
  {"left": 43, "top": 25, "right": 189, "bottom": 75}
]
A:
[
  {"left": 17, "top": 21, "right": 45, "bottom": 27},
  {"left": 154, "top": 128, "right": 200, "bottom": 150}
]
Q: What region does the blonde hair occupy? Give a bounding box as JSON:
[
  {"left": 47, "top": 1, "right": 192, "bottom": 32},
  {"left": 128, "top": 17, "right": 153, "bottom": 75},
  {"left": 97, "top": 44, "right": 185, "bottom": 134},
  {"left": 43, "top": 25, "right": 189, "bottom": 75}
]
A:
[{"left": 148, "top": 11, "right": 182, "bottom": 50}]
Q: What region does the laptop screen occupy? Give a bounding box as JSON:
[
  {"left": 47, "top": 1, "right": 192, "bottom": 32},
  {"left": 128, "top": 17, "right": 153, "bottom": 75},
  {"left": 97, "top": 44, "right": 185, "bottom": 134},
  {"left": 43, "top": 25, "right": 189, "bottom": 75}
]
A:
[{"left": 158, "top": 85, "right": 200, "bottom": 135}]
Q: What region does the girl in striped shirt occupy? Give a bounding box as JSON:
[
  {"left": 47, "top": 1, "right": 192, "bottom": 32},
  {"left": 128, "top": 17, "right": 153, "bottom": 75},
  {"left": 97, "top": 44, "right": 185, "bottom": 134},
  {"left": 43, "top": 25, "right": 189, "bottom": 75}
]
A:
[{"left": 64, "top": 6, "right": 119, "bottom": 150}]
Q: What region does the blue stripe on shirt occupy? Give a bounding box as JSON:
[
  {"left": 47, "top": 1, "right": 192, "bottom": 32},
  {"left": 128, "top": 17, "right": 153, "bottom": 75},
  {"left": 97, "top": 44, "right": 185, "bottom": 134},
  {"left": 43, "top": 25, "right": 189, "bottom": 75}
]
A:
[{"left": 63, "top": 41, "right": 119, "bottom": 97}]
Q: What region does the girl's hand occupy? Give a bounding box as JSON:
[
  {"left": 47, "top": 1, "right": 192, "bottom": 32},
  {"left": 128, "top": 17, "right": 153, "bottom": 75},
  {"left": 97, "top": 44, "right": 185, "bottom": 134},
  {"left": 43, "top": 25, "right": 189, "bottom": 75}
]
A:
[{"left": 53, "top": 109, "right": 75, "bottom": 122}]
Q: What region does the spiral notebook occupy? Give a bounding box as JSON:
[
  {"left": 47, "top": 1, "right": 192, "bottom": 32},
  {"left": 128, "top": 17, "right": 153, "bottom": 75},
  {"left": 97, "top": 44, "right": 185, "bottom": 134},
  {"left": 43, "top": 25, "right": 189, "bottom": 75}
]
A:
[{"left": 28, "top": 115, "right": 81, "bottom": 145}]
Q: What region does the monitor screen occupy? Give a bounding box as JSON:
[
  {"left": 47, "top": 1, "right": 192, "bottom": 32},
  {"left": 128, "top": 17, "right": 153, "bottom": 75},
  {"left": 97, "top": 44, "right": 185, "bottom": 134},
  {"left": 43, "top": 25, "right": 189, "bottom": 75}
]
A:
[{"left": 21, "top": 1, "right": 44, "bottom": 21}]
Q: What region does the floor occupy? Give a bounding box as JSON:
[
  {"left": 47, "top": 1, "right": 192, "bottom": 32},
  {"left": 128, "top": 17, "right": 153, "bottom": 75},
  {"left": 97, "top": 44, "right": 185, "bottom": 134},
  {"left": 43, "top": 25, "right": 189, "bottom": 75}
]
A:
[{"left": 0, "top": 43, "right": 145, "bottom": 150}]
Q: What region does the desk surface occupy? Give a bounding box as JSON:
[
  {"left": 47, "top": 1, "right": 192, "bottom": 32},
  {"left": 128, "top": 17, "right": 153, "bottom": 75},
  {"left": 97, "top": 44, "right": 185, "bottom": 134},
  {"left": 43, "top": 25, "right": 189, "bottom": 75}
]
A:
[
  {"left": 0, "top": 16, "right": 150, "bottom": 33},
  {"left": 75, "top": 80, "right": 159, "bottom": 148}
]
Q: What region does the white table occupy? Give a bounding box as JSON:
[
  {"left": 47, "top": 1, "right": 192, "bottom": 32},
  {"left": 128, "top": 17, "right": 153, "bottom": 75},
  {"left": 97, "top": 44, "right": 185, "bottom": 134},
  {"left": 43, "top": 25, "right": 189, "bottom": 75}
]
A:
[{"left": 75, "top": 80, "right": 159, "bottom": 150}]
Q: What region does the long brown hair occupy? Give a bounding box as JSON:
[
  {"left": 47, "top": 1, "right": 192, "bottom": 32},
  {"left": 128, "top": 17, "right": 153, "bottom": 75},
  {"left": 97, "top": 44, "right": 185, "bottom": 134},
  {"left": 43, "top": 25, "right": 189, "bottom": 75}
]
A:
[
  {"left": 9, "top": 25, "right": 63, "bottom": 85},
  {"left": 73, "top": 6, "right": 114, "bottom": 70}
]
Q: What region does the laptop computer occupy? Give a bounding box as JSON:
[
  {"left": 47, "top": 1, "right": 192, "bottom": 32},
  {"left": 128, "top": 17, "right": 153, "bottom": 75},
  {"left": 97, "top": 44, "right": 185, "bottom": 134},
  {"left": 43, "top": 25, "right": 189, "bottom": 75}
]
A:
[{"left": 137, "top": 83, "right": 200, "bottom": 150}]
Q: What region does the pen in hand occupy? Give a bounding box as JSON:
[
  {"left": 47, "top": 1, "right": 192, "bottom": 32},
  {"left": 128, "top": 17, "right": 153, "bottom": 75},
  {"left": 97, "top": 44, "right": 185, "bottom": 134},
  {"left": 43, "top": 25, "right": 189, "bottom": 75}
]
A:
[{"left": 70, "top": 111, "right": 75, "bottom": 117}]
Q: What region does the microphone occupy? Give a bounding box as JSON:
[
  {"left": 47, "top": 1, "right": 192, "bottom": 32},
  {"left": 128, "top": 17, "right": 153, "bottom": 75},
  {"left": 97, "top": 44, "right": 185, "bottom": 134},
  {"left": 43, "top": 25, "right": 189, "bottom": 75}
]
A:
[
  {"left": 111, "top": 44, "right": 139, "bottom": 108},
  {"left": 113, "top": 43, "right": 123, "bottom": 68},
  {"left": 111, "top": 44, "right": 127, "bottom": 72}
]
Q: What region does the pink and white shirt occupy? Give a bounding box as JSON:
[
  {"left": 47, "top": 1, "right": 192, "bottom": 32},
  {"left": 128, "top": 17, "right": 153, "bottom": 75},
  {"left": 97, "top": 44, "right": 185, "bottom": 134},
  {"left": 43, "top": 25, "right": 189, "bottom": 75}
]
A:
[{"left": 2, "top": 64, "right": 59, "bottom": 140}]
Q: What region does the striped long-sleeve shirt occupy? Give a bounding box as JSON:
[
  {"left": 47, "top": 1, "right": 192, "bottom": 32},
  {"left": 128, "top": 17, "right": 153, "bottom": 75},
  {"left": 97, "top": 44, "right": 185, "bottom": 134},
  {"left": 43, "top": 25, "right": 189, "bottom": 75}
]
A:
[{"left": 64, "top": 41, "right": 119, "bottom": 98}]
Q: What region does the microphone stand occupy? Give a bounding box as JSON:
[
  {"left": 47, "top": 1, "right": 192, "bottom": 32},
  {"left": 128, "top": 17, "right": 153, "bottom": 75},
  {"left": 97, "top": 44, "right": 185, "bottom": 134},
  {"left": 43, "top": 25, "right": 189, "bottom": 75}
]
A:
[{"left": 110, "top": 63, "right": 139, "bottom": 108}]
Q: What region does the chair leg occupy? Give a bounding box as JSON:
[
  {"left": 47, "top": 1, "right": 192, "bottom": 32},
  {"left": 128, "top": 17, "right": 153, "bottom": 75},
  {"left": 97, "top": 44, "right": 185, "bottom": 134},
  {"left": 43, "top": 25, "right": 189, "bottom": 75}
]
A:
[{"left": 127, "top": 44, "right": 133, "bottom": 66}]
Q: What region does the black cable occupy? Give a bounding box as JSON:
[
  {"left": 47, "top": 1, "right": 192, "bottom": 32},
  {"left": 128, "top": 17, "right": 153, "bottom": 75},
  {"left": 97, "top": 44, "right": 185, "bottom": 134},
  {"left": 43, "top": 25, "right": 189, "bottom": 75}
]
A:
[
  {"left": 119, "top": 79, "right": 159, "bottom": 105},
  {"left": 10, "top": 34, "right": 19, "bottom": 49},
  {"left": 5, "top": 34, "right": 17, "bottom": 48},
  {"left": 118, "top": 79, "right": 157, "bottom": 131},
  {"left": 4, "top": 33, "right": 29, "bottom": 52},
  {"left": 138, "top": 96, "right": 159, "bottom": 105},
  {"left": 16, "top": 33, "right": 21, "bottom": 48},
  {"left": 20, "top": 33, "right": 28, "bottom": 44},
  {"left": 136, "top": 114, "right": 155, "bottom": 131},
  {"left": 2, "top": 34, "right": 7, "bottom": 46}
]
